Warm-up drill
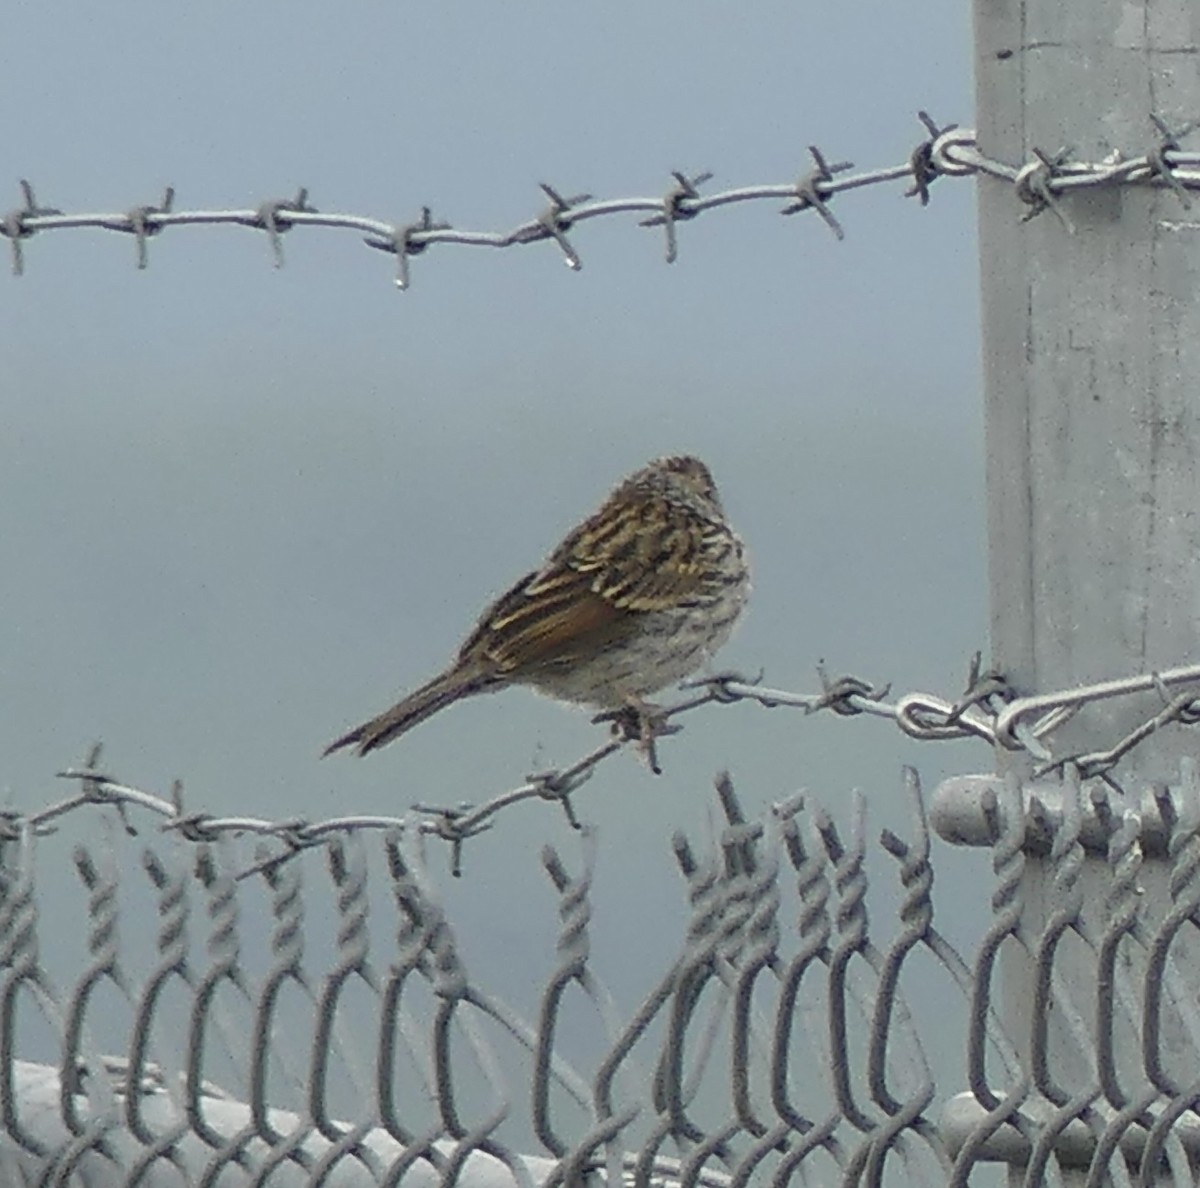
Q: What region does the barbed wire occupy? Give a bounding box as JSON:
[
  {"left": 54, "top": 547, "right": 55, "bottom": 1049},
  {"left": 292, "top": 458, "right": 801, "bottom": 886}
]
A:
[
  {"left": 4, "top": 112, "right": 1199, "bottom": 288},
  {"left": 12, "top": 652, "right": 1200, "bottom": 878}
]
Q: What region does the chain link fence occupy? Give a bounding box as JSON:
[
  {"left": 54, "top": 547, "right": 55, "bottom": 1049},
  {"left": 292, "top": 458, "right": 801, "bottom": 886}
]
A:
[{"left": 6, "top": 681, "right": 1200, "bottom": 1185}]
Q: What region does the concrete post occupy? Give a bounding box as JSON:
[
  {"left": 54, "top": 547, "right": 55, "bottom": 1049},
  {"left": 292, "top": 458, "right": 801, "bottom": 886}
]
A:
[
  {"left": 971, "top": 3, "right": 1200, "bottom": 1183},
  {"left": 975, "top": 1, "right": 1200, "bottom": 765}
]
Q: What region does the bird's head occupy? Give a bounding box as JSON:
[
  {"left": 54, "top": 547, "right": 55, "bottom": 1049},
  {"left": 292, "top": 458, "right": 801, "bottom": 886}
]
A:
[{"left": 649, "top": 455, "right": 722, "bottom": 511}]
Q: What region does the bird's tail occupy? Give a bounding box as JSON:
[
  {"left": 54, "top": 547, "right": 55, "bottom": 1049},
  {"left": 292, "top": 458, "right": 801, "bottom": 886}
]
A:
[{"left": 323, "top": 665, "right": 494, "bottom": 757}]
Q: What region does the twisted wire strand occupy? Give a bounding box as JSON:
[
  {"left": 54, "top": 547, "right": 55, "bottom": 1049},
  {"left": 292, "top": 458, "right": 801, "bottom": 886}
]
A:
[
  {"left": 4, "top": 115, "right": 1199, "bottom": 283},
  {"left": 21, "top": 651, "right": 1200, "bottom": 880}
]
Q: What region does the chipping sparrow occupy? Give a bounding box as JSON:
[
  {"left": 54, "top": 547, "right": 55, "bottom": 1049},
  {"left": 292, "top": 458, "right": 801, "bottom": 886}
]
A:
[{"left": 324, "top": 455, "right": 749, "bottom": 757}]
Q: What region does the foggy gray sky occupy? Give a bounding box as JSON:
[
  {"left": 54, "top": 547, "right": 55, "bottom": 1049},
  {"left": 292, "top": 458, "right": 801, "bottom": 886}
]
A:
[{"left": 3, "top": 0, "right": 991, "bottom": 1015}]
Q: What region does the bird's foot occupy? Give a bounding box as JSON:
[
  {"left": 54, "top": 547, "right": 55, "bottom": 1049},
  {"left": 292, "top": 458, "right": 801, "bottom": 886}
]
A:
[{"left": 592, "top": 700, "right": 681, "bottom": 775}]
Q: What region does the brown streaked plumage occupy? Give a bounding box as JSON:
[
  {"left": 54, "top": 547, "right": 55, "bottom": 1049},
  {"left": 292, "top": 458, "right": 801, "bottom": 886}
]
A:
[{"left": 324, "top": 455, "right": 749, "bottom": 757}]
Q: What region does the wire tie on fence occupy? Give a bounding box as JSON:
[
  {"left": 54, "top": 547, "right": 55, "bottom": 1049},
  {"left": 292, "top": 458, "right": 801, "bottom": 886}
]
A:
[
  {"left": 1015, "top": 146, "right": 1075, "bottom": 232},
  {"left": 638, "top": 169, "right": 714, "bottom": 263},
  {"left": 57, "top": 747, "right": 137, "bottom": 833},
  {"left": 411, "top": 803, "right": 495, "bottom": 875},
  {"left": 1, "top": 180, "right": 62, "bottom": 276},
  {"left": 946, "top": 653, "right": 1012, "bottom": 727},
  {"left": 364, "top": 206, "right": 451, "bottom": 290},
  {"left": 906, "top": 111, "right": 958, "bottom": 205},
  {"left": 526, "top": 770, "right": 586, "bottom": 827},
  {"left": 528, "top": 182, "right": 591, "bottom": 270},
  {"left": 811, "top": 662, "right": 889, "bottom": 716},
  {"left": 255, "top": 187, "right": 314, "bottom": 268},
  {"left": 161, "top": 806, "right": 223, "bottom": 844},
  {"left": 894, "top": 691, "right": 997, "bottom": 743},
  {"left": 119, "top": 187, "right": 175, "bottom": 269},
  {"left": 160, "top": 777, "right": 218, "bottom": 843},
  {"left": 1147, "top": 113, "right": 1197, "bottom": 209},
  {"left": 928, "top": 127, "right": 983, "bottom": 178},
  {"left": 781, "top": 145, "right": 852, "bottom": 239},
  {"left": 161, "top": 812, "right": 218, "bottom": 843},
  {"left": 530, "top": 768, "right": 585, "bottom": 806}
]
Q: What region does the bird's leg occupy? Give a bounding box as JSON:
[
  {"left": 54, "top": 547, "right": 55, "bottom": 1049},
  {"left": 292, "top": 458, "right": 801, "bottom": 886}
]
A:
[{"left": 592, "top": 698, "right": 680, "bottom": 775}]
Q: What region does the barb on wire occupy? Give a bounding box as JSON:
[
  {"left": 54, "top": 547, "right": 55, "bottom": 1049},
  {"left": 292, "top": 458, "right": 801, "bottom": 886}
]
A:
[
  {"left": 780, "top": 145, "right": 854, "bottom": 239},
  {"left": 511, "top": 183, "right": 593, "bottom": 270},
  {"left": 253, "top": 188, "right": 315, "bottom": 267},
  {"left": 2, "top": 180, "right": 62, "bottom": 276},
  {"left": 364, "top": 206, "right": 453, "bottom": 289},
  {"left": 639, "top": 170, "right": 715, "bottom": 263},
  {"left": 100, "top": 186, "right": 176, "bottom": 270},
  {"left": 1014, "top": 146, "right": 1076, "bottom": 232},
  {"left": 1146, "top": 113, "right": 1197, "bottom": 209},
  {"left": 906, "top": 111, "right": 958, "bottom": 206},
  {"left": 943, "top": 652, "right": 1013, "bottom": 729}
]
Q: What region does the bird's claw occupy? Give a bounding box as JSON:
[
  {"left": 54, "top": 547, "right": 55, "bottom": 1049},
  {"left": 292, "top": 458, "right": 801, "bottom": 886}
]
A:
[{"left": 592, "top": 701, "right": 680, "bottom": 775}]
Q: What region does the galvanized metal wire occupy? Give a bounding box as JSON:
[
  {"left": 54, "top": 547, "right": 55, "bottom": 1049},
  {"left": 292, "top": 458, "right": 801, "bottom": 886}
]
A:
[
  {"left": 22, "top": 647, "right": 1200, "bottom": 884},
  {"left": 5, "top": 758, "right": 1200, "bottom": 1185},
  {"left": 5, "top": 113, "right": 1199, "bottom": 286}
]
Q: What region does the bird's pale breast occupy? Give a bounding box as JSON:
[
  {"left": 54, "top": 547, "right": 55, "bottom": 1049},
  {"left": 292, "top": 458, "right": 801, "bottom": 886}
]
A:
[{"left": 522, "top": 533, "right": 749, "bottom": 707}]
